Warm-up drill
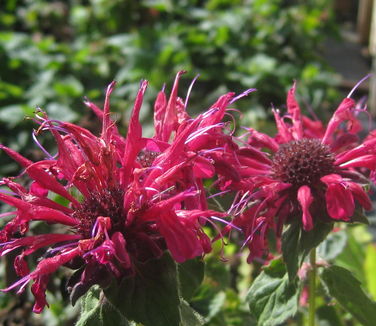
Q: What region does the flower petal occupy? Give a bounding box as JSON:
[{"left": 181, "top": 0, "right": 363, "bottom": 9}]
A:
[
  {"left": 321, "top": 175, "right": 354, "bottom": 220},
  {"left": 297, "top": 185, "right": 314, "bottom": 231}
]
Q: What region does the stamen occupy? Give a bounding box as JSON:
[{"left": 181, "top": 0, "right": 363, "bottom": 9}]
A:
[
  {"left": 202, "top": 107, "right": 219, "bottom": 119},
  {"left": 347, "top": 74, "right": 372, "bottom": 98},
  {"left": 46, "top": 242, "right": 79, "bottom": 255},
  {"left": 241, "top": 219, "right": 265, "bottom": 249},
  {"left": 185, "top": 123, "right": 224, "bottom": 144},
  {"left": 229, "top": 88, "right": 257, "bottom": 104},
  {"left": 208, "top": 190, "right": 231, "bottom": 199},
  {"left": 224, "top": 112, "right": 237, "bottom": 135},
  {"left": 228, "top": 191, "right": 250, "bottom": 216},
  {"left": 210, "top": 216, "right": 242, "bottom": 231},
  {"left": 0, "top": 189, "right": 18, "bottom": 196},
  {"left": 1, "top": 274, "right": 31, "bottom": 293},
  {"left": 145, "top": 187, "right": 159, "bottom": 193},
  {"left": 199, "top": 147, "right": 224, "bottom": 154},
  {"left": 227, "top": 191, "right": 241, "bottom": 215},
  {"left": 91, "top": 218, "right": 100, "bottom": 238},
  {"left": 0, "top": 211, "right": 17, "bottom": 219},
  {"left": 151, "top": 186, "right": 176, "bottom": 202},
  {"left": 32, "top": 131, "right": 56, "bottom": 160},
  {"left": 184, "top": 74, "right": 200, "bottom": 109}
]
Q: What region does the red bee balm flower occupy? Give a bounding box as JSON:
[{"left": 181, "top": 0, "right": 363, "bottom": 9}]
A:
[
  {"left": 234, "top": 82, "right": 375, "bottom": 262},
  {"left": 0, "top": 72, "right": 237, "bottom": 313}
]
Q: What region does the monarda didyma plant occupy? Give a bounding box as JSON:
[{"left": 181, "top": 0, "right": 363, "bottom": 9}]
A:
[{"left": 0, "top": 73, "right": 376, "bottom": 326}]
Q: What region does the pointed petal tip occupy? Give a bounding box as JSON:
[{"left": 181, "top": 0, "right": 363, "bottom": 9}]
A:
[{"left": 108, "top": 80, "right": 117, "bottom": 89}]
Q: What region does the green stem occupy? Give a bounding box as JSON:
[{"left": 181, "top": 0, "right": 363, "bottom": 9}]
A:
[{"left": 308, "top": 248, "right": 317, "bottom": 326}]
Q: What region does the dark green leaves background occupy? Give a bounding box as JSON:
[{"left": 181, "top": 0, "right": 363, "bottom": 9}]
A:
[{"left": 0, "top": 0, "right": 339, "bottom": 177}]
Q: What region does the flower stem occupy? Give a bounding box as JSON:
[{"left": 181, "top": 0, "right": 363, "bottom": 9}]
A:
[{"left": 308, "top": 248, "right": 317, "bottom": 326}]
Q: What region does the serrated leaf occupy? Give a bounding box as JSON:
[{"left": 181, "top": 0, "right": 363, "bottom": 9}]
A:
[
  {"left": 282, "top": 221, "right": 333, "bottom": 280},
  {"left": 105, "top": 253, "right": 181, "bottom": 326},
  {"left": 81, "top": 287, "right": 100, "bottom": 312},
  {"left": 321, "top": 265, "right": 376, "bottom": 326},
  {"left": 178, "top": 258, "right": 204, "bottom": 300},
  {"left": 179, "top": 300, "right": 205, "bottom": 326},
  {"left": 281, "top": 222, "right": 301, "bottom": 280},
  {"left": 77, "top": 289, "right": 129, "bottom": 326},
  {"left": 246, "top": 259, "right": 299, "bottom": 326},
  {"left": 318, "top": 229, "right": 347, "bottom": 261}
]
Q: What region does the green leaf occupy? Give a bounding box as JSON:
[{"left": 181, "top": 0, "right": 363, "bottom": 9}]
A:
[
  {"left": 105, "top": 253, "right": 181, "bottom": 326},
  {"left": 179, "top": 300, "right": 205, "bottom": 326},
  {"left": 246, "top": 259, "right": 299, "bottom": 326},
  {"left": 316, "top": 305, "right": 344, "bottom": 326},
  {"left": 206, "top": 291, "right": 226, "bottom": 321},
  {"left": 281, "top": 222, "right": 301, "bottom": 280},
  {"left": 318, "top": 229, "right": 347, "bottom": 261},
  {"left": 76, "top": 288, "right": 129, "bottom": 326},
  {"left": 321, "top": 265, "right": 376, "bottom": 326},
  {"left": 178, "top": 258, "right": 204, "bottom": 300},
  {"left": 299, "top": 222, "right": 333, "bottom": 262},
  {"left": 81, "top": 287, "right": 100, "bottom": 312},
  {"left": 188, "top": 255, "right": 230, "bottom": 321},
  {"left": 282, "top": 221, "right": 333, "bottom": 280},
  {"left": 335, "top": 228, "right": 367, "bottom": 284}
]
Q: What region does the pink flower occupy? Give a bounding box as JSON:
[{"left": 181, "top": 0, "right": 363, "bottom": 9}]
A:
[
  {"left": 0, "top": 72, "right": 237, "bottom": 312},
  {"left": 232, "top": 82, "right": 375, "bottom": 262}
]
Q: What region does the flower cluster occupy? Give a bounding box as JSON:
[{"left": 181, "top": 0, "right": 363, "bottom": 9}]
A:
[
  {"left": 0, "top": 73, "right": 374, "bottom": 313},
  {"left": 229, "top": 82, "right": 376, "bottom": 262},
  {"left": 0, "top": 71, "right": 241, "bottom": 312}
]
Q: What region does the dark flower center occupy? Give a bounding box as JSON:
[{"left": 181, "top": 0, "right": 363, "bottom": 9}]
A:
[
  {"left": 74, "top": 188, "right": 125, "bottom": 238},
  {"left": 271, "top": 138, "right": 335, "bottom": 188}
]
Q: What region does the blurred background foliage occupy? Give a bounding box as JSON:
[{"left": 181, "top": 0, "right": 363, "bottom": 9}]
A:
[
  {"left": 0, "top": 0, "right": 339, "bottom": 176},
  {"left": 0, "top": 0, "right": 352, "bottom": 325}
]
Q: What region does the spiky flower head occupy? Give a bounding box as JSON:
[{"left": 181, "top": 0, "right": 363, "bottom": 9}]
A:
[
  {"left": 230, "top": 81, "right": 375, "bottom": 262},
  {"left": 0, "top": 72, "right": 239, "bottom": 312}
]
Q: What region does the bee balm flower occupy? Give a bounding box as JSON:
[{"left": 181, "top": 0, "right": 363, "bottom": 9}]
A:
[
  {"left": 233, "top": 81, "right": 375, "bottom": 262},
  {"left": 0, "top": 72, "right": 238, "bottom": 313}
]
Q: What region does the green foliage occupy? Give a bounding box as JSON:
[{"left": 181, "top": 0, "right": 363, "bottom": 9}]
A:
[
  {"left": 103, "top": 253, "right": 206, "bottom": 326},
  {"left": 317, "top": 229, "right": 347, "bottom": 261},
  {"left": 321, "top": 265, "right": 376, "bottom": 326},
  {"left": 77, "top": 288, "right": 130, "bottom": 326},
  {"left": 3, "top": 2, "right": 374, "bottom": 326},
  {"left": 246, "top": 259, "right": 299, "bottom": 326},
  {"left": 335, "top": 226, "right": 370, "bottom": 284},
  {"left": 282, "top": 220, "right": 333, "bottom": 280},
  {"left": 0, "top": 0, "right": 338, "bottom": 176},
  {"left": 105, "top": 253, "right": 181, "bottom": 326},
  {"left": 178, "top": 258, "right": 205, "bottom": 300}
]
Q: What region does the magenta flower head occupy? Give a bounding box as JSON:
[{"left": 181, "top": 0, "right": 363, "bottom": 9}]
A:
[
  {"left": 232, "top": 80, "right": 375, "bottom": 263},
  {"left": 0, "top": 71, "right": 237, "bottom": 313}
]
